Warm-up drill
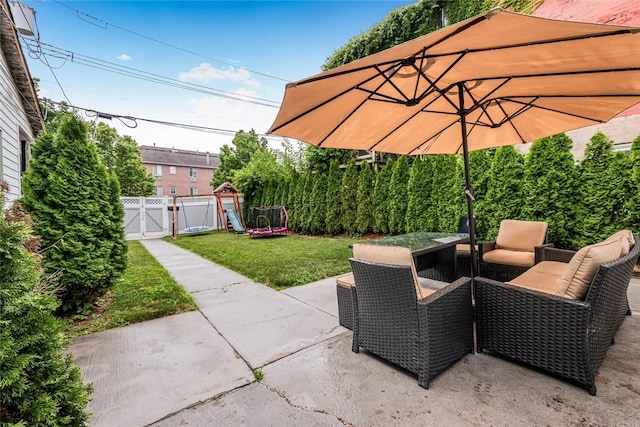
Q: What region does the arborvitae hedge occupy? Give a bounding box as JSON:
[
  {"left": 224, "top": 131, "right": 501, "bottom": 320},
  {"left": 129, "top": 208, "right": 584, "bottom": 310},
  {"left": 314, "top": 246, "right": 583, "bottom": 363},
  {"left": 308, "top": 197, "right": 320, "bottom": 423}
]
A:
[
  {"left": 341, "top": 158, "right": 359, "bottom": 234},
  {"left": 429, "top": 155, "right": 463, "bottom": 232},
  {"left": 482, "top": 146, "right": 525, "bottom": 239},
  {"left": 21, "top": 115, "right": 127, "bottom": 313},
  {"left": 373, "top": 159, "right": 393, "bottom": 233},
  {"left": 325, "top": 160, "right": 343, "bottom": 235},
  {"left": 309, "top": 173, "right": 328, "bottom": 234},
  {"left": 624, "top": 135, "right": 640, "bottom": 234},
  {"left": 388, "top": 156, "right": 410, "bottom": 234},
  {"left": 405, "top": 157, "right": 433, "bottom": 232},
  {"left": 521, "top": 134, "right": 577, "bottom": 248},
  {"left": 573, "top": 131, "right": 630, "bottom": 247},
  {"left": 300, "top": 171, "right": 315, "bottom": 234},
  {"left": 0, "top": 184, "right": 92, "bottom": 425},
  {"left": 355, "top": 161, "right": 375, "bottom": 234},
  {"left": 292, "top": 173, "right": 306, "bottom": 232},
  {"left": 468, "top": 149, "right": 493, "bottom": 240}
]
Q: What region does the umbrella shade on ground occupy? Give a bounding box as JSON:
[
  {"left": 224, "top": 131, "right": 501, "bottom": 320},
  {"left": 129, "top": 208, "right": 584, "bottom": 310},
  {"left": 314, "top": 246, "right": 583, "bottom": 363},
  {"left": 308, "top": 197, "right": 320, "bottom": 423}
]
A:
[{"left": 268, "top": 8, "right": 640, "bottom": 276}]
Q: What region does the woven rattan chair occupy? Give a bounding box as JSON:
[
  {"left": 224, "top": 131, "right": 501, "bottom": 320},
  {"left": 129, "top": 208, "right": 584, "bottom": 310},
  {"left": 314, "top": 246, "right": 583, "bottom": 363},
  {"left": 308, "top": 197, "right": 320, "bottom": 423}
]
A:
[
  {"left": 349, "top": 256, "right": 473, "bottom": 389},
  {"left": 478, "top": 219, "right": 549, "bottom": 282},
  {"left": 476, "top": 234, "right": 640, "bottom": 395}
]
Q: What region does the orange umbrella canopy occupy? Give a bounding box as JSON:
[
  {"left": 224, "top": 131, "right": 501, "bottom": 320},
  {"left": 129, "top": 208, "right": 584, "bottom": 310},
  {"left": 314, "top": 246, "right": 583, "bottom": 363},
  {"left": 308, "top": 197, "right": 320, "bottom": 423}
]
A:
[{"left": 268, "top": 8, "right": 640, "bottom": 155}]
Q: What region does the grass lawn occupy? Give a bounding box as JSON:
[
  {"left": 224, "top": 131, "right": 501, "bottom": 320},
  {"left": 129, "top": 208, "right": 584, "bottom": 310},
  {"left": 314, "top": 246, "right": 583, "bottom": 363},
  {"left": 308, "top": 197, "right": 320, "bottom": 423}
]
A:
[
  {"left": 166, "top": 232, "right": 360, "bottom": 290},
  {"left": 65, "top": 240, "right": 197, "bottom": 337}
]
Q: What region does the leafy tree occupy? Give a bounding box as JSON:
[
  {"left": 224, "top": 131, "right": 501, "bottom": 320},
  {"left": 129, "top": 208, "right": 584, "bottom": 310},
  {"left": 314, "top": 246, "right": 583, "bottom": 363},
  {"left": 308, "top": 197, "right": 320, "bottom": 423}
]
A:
[
  {"left": 87, "top": 123, "right": 155, "bottom": 196},
  {"left": 572, "top": 131, "right": 630, "bottom": 247},
  {"left": 114, "top": 136, "right": 155, "bottom": 196},
  {"left": 0, "top": 183, "right": 92, "bottom": 425},
  {"left": 233, "top": 149, "right": 284, "bottom": 205},
  {"left": 372, "top": 159, "right": 394, "bottom": 233},
  {"left": 306, "top": 146, "right": 355, "bottom": 174},
  {"left": 309, "top": 172, "right": 328, "bottom": 234},
  {"left": 482, "top": 146, "right": 525, "bottom": 239},
  {"left": 388, "top": 156, "right": 410, "bottom": 234},
  {"left": 325, "top": 160, "right": 343, "bottom": 235},
  {"left": 212, "top": 129, "right": 268, "bottom": 187},
  {"left": 341, "top": 158, "right": 359, "bottom": 234},
  {"left": 406, "top": 157, "right": 435, "bottom": 232},
  {"left": 521, "top": 134, "right": 578, "bottom": 248},
  {"left": 355, "top": 160, "right": 375, "bottom": 234},
  {"left": 21, "top": 115, "right": 127, "bottom": 313},
  {"left": 624, "top": 134, "right": 640, "bottom": 234}
]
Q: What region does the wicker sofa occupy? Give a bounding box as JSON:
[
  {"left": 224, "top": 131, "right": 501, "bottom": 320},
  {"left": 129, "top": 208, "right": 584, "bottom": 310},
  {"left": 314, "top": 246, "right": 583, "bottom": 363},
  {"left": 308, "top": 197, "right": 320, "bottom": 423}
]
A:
[
  {"left": 478, "top": 219, "right": 549, "bottom": 282},
  {"left": 349, "top": 243, "right": 473, "bottom": 389},
  {"left": 476, "top": 231, "right": 639, "bottom": 395}
]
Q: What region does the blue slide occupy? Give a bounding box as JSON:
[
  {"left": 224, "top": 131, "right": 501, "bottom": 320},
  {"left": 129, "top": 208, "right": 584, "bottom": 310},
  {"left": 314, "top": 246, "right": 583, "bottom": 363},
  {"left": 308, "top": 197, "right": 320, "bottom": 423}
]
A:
[{"left": 226, "top": 209, "right": 245, "bottom": 233}]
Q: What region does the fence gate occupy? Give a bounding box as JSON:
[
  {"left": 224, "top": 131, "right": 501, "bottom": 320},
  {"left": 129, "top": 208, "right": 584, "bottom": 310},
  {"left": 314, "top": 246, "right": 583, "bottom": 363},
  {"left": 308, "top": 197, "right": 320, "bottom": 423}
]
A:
[{"left": 122, "top": 197, "right": 170, "bottom": 239}]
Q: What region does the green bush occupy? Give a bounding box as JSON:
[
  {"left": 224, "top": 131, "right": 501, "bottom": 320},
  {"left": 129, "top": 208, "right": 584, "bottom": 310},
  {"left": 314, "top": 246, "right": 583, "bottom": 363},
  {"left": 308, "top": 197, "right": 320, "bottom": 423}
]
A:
[
  {"left": 309, "top": 173, "right": 328, "bottom": 235},
  {"left": 624, "top": 134, "right": 640, "bottom": 234},
  {"left": 373, "top": 160, "right": 393, "bottom": 233},
  {"left": 341, "top": 158, "right": 359, "bottom": 235},
  {"left": 21, "top": 115, "right": 127, "bottom": 313},
  {"left": 355, "top": 161, "right": 375, "bottom": 234},
  {"left": 0, "top": 183, "right": 92, "bottom": 425},
  {"left": 325, "top": 160, "right": 343, "bottom": 235},
  {"left": 388, "top": 156, "right": 410, "bottom": 234}
]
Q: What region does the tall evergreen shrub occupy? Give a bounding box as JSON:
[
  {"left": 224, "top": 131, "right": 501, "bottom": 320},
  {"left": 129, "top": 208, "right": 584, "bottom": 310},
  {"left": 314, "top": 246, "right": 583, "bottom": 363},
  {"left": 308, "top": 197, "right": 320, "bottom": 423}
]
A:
[
  {"left": 309, "top": 173, "right": 328, "bottom": 234},
  {"left": 341, "top": 158, "right": 359, "bottom": 234},
  {"left": 468, "top": 149, "right": 493, "bottom": 240},
  {"left": 624, "top": 134, "right": 640, "bottom": 234},
  {"left": 482, "top": 146, "right": 525, "bottom": 238},
  {"left": 355, "top": 161, "right": 375, "bottom": 234},
  {"left": 388, "top": 156, "right": 410, "bottom": 234},
  {"left": 300, "top": 171, "right": 315, "bottom": 234},
  {"left": 406, "top": 157, "right": 436, "bottom": 232},
  {"left": 21, "top": 116, "right": 127, "bottom": 313},
  {"left": 372, "top": 159, "right": 394, "bottom": 233},
  {"left": 521, "top": 134, "right": 577, "bottom": 248},
  {"left": 429, "top": 155, "right": 464, "bottom": 232},
  {"left": 573, "top": 131, "right": 630, "bottom": 247},
  {"left": 325, "top": 160, "right": 343, "bottom": 235},
  {"left": 0, "top": 183, "right": 92, "bottom": 425}
]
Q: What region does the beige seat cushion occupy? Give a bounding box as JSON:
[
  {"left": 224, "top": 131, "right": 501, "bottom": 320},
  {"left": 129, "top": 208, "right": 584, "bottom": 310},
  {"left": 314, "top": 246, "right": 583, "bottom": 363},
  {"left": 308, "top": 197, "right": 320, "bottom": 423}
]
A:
[
  {"left": 483, "top": 249, "right": 535, "bottom": 267},
  {"left": 557, "top": 238, "right": 622, "bottom": 300},
  {"left": 604, "top": 230, "right": 635, "bottom": 256},
  {"left": 495, "top": 219, "right": 548, "bottom": 252},
  {"left": 507, "top": 261, "right": 568, "bottom": 295},
  {"left": 352, "top": 243, "right": 429, "bottom": 300},
  {"left": 455, "top": 244, "right": 478, "bottom": 255},
  {"left": 336, "top": 272, "right": 355, "bottom": 289}
]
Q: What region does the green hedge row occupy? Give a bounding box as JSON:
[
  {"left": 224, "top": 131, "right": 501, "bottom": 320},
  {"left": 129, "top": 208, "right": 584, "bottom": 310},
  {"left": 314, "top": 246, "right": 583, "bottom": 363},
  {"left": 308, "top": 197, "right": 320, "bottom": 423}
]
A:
[{"left": 247, "top": 131, "right": 640, "bottom": 250}]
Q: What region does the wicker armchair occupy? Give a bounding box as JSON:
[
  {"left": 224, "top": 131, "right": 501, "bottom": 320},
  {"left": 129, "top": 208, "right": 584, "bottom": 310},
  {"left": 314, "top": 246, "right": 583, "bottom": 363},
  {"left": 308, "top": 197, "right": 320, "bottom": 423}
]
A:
[
  {"left": 349, "top": 257, "right": 473, "bottom": 389},
  {"left": 476, "top": 234, "right": 640, "bottom": 395},
  {"left": 478, "top": 219, "right": 549, "bottom": 282}
]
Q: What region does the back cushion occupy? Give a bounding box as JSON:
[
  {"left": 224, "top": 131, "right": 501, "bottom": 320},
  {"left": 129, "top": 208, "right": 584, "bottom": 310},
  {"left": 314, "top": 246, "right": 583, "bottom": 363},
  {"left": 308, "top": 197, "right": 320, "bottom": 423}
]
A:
[
  {"left": 604, "top": 230, "right": 635, "bottom": 256},
  {"left": 495, "top": 220, "right": 548, "bottom": 252},
  {"left": 352, "top": 244, "right": 425, "bottom": 299},
  {"left": 557, "top": 238, "right": 622, "bottom": 300}
]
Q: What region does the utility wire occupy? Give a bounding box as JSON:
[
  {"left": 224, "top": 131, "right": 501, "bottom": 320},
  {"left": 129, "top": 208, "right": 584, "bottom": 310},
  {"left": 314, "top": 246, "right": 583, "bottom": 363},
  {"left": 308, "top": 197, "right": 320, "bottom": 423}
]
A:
[
  {"left": 52, "top": 0, "right": 291, "bottom": 83},
  {"left": 20, "top": 39, "right": 282, "bottom": 108}
]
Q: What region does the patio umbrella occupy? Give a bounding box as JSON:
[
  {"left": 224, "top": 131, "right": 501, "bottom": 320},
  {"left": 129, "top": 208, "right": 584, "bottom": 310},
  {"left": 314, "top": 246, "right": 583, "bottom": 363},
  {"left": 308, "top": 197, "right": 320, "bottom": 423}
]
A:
[{"left": 267, "top": 8, "right": 640, "bottom": 277}]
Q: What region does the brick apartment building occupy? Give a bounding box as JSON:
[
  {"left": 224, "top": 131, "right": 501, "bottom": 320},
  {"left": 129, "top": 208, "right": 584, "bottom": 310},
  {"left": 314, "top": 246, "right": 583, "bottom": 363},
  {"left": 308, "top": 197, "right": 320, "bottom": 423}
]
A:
[
  {"left": 140, "top": 145, "right": 220, "bottom": 197},
  {"left": 524, "top": 0, "right": 640, "bottom": 159}
]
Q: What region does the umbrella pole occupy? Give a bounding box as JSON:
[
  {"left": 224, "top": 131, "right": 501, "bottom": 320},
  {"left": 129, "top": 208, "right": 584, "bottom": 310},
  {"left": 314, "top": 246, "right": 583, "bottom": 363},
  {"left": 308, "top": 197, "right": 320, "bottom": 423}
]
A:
[{"left": 457, "top": 83, "right": 478, "bottom": 279}]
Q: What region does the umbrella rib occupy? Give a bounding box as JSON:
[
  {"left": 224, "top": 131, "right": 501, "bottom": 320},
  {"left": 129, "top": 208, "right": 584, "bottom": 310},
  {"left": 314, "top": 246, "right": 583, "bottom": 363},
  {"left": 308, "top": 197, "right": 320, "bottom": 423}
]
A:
[{"left": 505, "top": 98, "right": 610, "bottom": 123}]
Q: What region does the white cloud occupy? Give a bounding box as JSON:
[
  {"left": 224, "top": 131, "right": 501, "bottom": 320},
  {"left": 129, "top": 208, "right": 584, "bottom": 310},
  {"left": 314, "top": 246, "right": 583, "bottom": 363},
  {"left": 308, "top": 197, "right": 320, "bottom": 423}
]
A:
[
  {"left": 117, "top": 54, "right": 132, "bottom": 61},
  {"left": 179, "top": 63, "right": 261, "bottom": 88}
]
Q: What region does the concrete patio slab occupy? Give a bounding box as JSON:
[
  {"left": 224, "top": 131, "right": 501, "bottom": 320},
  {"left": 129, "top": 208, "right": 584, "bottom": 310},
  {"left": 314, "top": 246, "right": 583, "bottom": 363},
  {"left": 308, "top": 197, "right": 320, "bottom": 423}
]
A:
[
  {"left": 281, "top": 276, "right": 340, "bottom": 317},
  {"left": 191, "top": 281, "right": 273, "bottom": 308},
  {"left": 157, "top": 316, "right": 640, "bottom": 427},
  {"left": 199, "top": 291, "right": 346, "bottom": 369},
  {"left": 70, "top": 311, "right": 253, "bottom": 427}
]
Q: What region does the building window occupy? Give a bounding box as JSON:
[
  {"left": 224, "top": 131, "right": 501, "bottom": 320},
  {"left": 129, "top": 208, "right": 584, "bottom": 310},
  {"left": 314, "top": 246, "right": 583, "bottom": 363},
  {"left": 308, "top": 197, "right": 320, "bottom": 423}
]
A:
[
  {"left": 20, "top": 140, "right": 28, "bottom": 173},
  {"left": 189, "top": 187, "right": 198, "bottom": 196},
  {"left": 155, "top": 186, "right": 163, "bottom": 196},
  {"left": 189, "top": 167, "right": 197, "bottom": 181},
  {"left": 153, "top": 164, "right": 162, "bottom": 177},
  {"left": 170, "top": 166, "right": 176, "bottom": 174},
  {"left": 170, "top": 186, "right": 176, "bottom": 195}
]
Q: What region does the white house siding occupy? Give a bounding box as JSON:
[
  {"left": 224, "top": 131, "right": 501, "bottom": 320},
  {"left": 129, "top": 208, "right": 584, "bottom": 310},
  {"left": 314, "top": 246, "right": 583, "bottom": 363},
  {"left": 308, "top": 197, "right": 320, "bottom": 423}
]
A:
[{"left": 0, "top": 41, "right": 34, "bottom": 202}]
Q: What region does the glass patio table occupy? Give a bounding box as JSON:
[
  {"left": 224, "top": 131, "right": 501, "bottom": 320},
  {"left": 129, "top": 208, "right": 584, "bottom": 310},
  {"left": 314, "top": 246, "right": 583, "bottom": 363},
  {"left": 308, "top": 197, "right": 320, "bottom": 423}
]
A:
[{"left": 363, "top": 231, "right": 470, "bottom": 282}]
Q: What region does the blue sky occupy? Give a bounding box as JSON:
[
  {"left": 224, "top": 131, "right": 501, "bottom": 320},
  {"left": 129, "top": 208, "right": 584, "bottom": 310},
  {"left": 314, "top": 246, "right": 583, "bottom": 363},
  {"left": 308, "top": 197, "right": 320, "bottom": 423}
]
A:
[{"left": 19, "top": 0, "right": 415, "bottom": 152}]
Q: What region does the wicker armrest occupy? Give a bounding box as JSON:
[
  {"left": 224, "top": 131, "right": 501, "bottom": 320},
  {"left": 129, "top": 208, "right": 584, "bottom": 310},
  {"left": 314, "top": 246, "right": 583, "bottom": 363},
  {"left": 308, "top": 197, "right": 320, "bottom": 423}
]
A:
[
  {"left": 539, "top": 246, "right": 576, "bottom": 263},
  {"left": 534, "top": 243, "right": 555, "bottom": 263},
  {"left": 477, "top": 240, "right": 496, "bottom": 259}
]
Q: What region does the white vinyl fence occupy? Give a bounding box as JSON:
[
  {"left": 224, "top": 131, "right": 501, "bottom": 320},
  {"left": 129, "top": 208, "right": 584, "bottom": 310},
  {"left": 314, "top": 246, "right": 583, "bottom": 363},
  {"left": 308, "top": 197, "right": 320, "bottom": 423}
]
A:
[{"left": 122, "top": 195, "right": 238, "bottom": 239}]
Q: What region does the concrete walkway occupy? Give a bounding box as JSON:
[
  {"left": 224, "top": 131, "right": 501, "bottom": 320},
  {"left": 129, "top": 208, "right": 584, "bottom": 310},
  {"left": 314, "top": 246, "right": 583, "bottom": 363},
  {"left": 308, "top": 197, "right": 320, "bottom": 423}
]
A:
[{"left": 69, "top": 239, "right": 640, "bottom": 427}]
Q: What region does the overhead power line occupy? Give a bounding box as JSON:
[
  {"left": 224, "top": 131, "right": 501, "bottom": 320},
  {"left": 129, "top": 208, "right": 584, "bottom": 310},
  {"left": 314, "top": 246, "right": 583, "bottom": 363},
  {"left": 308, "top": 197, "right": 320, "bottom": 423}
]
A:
[
  {"left": 52, "top": 0, "right": 291, "bottom": 83},
  {"left": 20, "top": 39, "right": 282, "bottom": 109}
]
